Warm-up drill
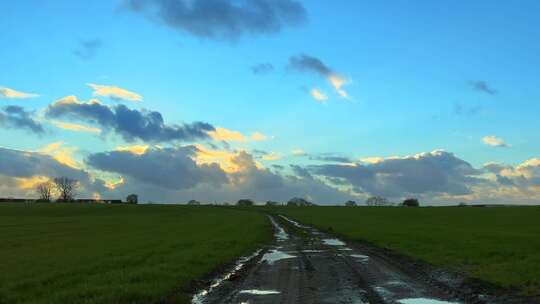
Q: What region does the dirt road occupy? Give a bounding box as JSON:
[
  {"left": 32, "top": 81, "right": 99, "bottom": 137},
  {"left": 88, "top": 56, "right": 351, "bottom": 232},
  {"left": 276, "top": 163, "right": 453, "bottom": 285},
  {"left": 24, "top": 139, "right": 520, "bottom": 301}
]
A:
[{"left": 191, "top": 215, "right": 529, "bottom": 304}]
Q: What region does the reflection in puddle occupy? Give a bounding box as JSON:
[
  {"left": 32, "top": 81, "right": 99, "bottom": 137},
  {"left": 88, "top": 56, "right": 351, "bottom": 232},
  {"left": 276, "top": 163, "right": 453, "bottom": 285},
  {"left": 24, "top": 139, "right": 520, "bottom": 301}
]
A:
[
  {"left": 303, "top": 249, "right": 324, "bottom": 253},
  {"left": 350, "top": 254, "right": 370, "bottom": 262},
  {"left": 261, "top": 249, "right": 296, "bottom": 265},
  {"left": 269, "top": 217, "right": 288, "bottom": 241},
  {"left": 278, "top": 215, "right": 307, "bottom": 228},
  {"left": 239, "top": 289, "right": 281, "bottom": 295},
  {"left": 192, "top": 250, "right": 261, "bottom": 304},
  {"left": 339, "top": 247, "right": 353, "bottom": 251},
  {"left": 398, "top": 298, "right": 460, "bottom": 304},
  {"left": 322, "top": 238, "right": 346, "bottom": 246}
]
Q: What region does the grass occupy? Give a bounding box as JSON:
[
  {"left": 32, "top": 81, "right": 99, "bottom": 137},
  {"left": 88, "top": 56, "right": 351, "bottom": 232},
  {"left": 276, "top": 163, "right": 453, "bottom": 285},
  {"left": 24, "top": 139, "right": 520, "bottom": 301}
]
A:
[
  {"left": 276, "top": 206, "right": 540, "bottom": 296},
  {"left": 0, "top": 203, "right": 271, "bottom": 304}
]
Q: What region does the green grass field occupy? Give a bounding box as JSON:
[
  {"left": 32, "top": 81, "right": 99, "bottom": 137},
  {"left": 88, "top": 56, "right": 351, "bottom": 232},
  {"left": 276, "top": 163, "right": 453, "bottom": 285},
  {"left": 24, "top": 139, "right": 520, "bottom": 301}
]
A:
[
  {"left": 0, "top": 203, "right": 271, "bottom": 304},
  {"left": 277, "top": 206, "right": 540, "bottom": 296}
]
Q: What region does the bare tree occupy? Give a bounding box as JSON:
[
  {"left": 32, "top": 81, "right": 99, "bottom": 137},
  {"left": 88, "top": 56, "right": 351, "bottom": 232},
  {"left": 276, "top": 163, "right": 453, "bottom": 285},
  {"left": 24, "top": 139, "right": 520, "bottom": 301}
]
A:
[
  {"left": 365, "top": 196, "right": 389, "bottom": 206},
  {"left": 53, "top": 177, "right": 78, "bottom": 202},
  {"left": 36, "top": 182, "right": 53, "bottom": 202}
]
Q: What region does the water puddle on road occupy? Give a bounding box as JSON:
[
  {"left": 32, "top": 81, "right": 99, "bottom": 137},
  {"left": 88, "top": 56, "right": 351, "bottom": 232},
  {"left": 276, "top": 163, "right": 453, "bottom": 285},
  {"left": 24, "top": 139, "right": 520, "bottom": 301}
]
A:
[
  {"left": 239, "top": 289, "right": 280, "bottom": 295},
  {"left": 261, "top": 249, "right": 296, "bottom": 265},
  {"left": 278, "top": 215, "right": 307, "bottom": 228},
  {"left": 191, "top": 250, "right": 261, "bottom": 304},
  {"left": 350, "top": 254, "right": 370, "bottom": 263},
  {"left": 398, "top": 298, "right": 461, "bottom": 304},
  {"left": 269, "top": 217, "right": 288, "bottom": 241},
  {"left": 322, "top": 238, "right": 346, "bottom": 246},
  {"left": 302, "top": 249, "right": 324, "bottom": 253}
]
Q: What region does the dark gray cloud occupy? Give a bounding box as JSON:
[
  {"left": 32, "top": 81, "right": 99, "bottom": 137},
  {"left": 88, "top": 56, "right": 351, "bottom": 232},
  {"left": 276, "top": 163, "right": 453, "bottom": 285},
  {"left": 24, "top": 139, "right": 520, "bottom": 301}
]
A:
[
  {"left": 288, "top": 54, "right": 333, "bottom": 77},
  {"left": 469, "top": 80, "right": 497, "bottom": 95},
  {"left": 87, "top": 146, "right": 228, "bottom": 190},
  {"left": 0, "top": 106, "right": 45, "bottom": 134},
  {"left": 73, "top": 38, "right": 102, "bottom": 60},
  {"left": 290, "top": 164, "right": 313, "bottom": 179},
  {"left": 125, "top": 0, "right": 306, "bottom": 40},
  {"left": 251, "top": 63, "right": 274, "bottom": 75},
  {"left": 0, "top": 147, "right": 109, "bottom": 198},
  {"left": 312, "top": 150, "right": 483, "bottom": 198},
  {"left": 293, "top": 150, "right": 353, "bottom": 164},
  {"left": 309, "top": 153, "right": 353, "bottom": 163},
  {"left": 45, "top": 98, "right": 214, "bottom": 143}
]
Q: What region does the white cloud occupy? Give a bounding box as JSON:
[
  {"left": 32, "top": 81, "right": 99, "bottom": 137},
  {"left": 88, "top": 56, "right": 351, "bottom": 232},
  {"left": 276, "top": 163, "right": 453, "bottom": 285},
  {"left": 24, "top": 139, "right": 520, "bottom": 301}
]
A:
[
  {"left": 310, "top": 88, "right": 328, "bottom": 102},
  {"left": 483, "top": 135, "right": 510, "bottom": 147},
  {"left": 292, "top": 149, "right": 307, "bottom": 156},
  {"left": 328, "top": 74, "right": 350, "bottom": 98},
  {"left": 87, "top": 83, "right": 142, "bottom": 102},
  {"left": 0, "top": 87, "right": 39, "bottom": 99}
]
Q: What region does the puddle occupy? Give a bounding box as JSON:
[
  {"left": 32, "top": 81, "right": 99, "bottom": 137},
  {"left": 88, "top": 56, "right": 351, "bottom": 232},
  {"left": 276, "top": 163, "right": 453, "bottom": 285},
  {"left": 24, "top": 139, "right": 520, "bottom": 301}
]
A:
[
  {"left": 239, "top": 289, "right": 281, "bottom": 295},
  {"left": 278, "top": 215, "right": 307, "bottom": 228},
  {"left": 339, "top": 247, "right": 353, "bottom": 251},
  {"left": 350, "top": 254, "right": 370, "bottom": 262},
  {"left": 269, "top": 217, "right": 288, "bottom": 241},
  {"left": 322, "top": 238, "right": 346, "bottom": 246},
  {"left": 192, "top": 250, "right": 261, "bottom": 304},
  {"left": 302, "top": 249, "right": 324, "bottom": 253},
  {"left": 261, "top": 249, "right": 296, "bottom": 265},
  {"left": 398, "top": 299, "right": 460, "bottom": 304}
]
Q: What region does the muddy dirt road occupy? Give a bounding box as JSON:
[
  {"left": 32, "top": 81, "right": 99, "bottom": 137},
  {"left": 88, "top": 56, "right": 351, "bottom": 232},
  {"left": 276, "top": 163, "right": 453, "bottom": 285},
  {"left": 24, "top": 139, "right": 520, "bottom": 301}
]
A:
[{"left": 191, "top": 215, "right": 529, "bottom": 304}]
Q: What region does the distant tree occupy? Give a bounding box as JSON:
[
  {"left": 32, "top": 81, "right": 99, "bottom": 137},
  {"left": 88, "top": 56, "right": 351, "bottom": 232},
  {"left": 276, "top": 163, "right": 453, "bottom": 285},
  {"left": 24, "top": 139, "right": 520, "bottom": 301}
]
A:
[
  {"left": 265, "top": 201, "right": 280, "bottom": 206},
  {"left": 126, "top": 194, "right": 138, "bottom": 204},
  {"left": 36, "top": 182, "right": 53, "bottom": 202},
  {"left": 345, "top": 200, "right": 357, "bottom": 207},
  {"left": 287, "top": 197, "right": 314, "bottom": 207},
  {"left": 458, "top": 202, "right": 467, "bottom": 207},
  {"left": 237, "top": 199, "right": 255, "bottom": 206},
  {"left": 365, "top": 196, "right": 389, "bottom": 206},
  {"left": 53, "top": 177, "right": 77, "bottom": 202},
  {"left": 187, "top": 200, "right": 201, "bottom": 206},
  {"left": 402, "top": 198, "right": 420, "bottom": 207}
]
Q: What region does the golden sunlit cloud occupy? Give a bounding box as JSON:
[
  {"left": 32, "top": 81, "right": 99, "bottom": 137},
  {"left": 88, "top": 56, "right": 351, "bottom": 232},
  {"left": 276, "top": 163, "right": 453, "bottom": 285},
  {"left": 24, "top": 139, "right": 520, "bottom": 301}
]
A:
[
  {"left": 328, "top": 74, "right": 351, "bottom": 98},
  {"left": 54, "top": 95, "right": 103, "bottom": 106},
  {"left": 251, "top": 132, "right": 269, "bottom": 141},
  {"left": 361, "top": 157, "right": 385, "bottom": 164},
  {"left": 0, "top": 87, "right": 39, "bottom": 99},
  {"left": 292, "top": 149, "right": 307, "bottom": 156},
  {"left": 105, "top": 177, "right": 125, "bottom": 190},
  {"left": 209, "top": 127, "right": 247, "bottom": 142},
  {"left": 87, "top": 83, "right": 143, "bottom": 102},
  {"left": 194, "top": 144, "right": 241, "bottom": 173},
  {"left": 262, "top": 152, "right": 282, "bottom": 161},
  {"left": 51, "top": 121, "right": 101, "bottom": 133},
  {"left": 310, "top": 88, "right": 328, "bottom": 102},
  {"left": 16, "top": 176, "right": 50, "bottom": 189},
  {"left": 208, "top": 127, "right": 270, "bottom": 142},
  {"left": 39, "top": 142, "right": 81, "bottom": 169},
  {"left": 115, "top": 145, "right": 149, "bottom": 155}
]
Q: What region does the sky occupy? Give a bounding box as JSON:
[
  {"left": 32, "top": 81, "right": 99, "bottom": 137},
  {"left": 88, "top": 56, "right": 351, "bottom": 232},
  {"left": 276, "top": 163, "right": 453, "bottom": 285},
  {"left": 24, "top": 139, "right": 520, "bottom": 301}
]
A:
[{"left": 1, "top": 0, "right": 540, "bottom": 205}]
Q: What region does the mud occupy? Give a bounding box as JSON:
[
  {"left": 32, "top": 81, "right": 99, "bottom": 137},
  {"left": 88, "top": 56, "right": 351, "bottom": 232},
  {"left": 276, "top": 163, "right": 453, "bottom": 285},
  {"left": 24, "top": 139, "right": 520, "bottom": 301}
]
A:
[{"left": 190, "top": 215, "right": 538, "bottom": 304}]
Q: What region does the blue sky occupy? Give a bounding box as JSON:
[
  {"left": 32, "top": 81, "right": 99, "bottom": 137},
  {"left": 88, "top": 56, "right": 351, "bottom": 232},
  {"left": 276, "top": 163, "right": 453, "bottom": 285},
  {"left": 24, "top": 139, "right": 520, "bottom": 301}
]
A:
[{"left": 1, "top": 1, "right": 539, "bottom": 205}]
